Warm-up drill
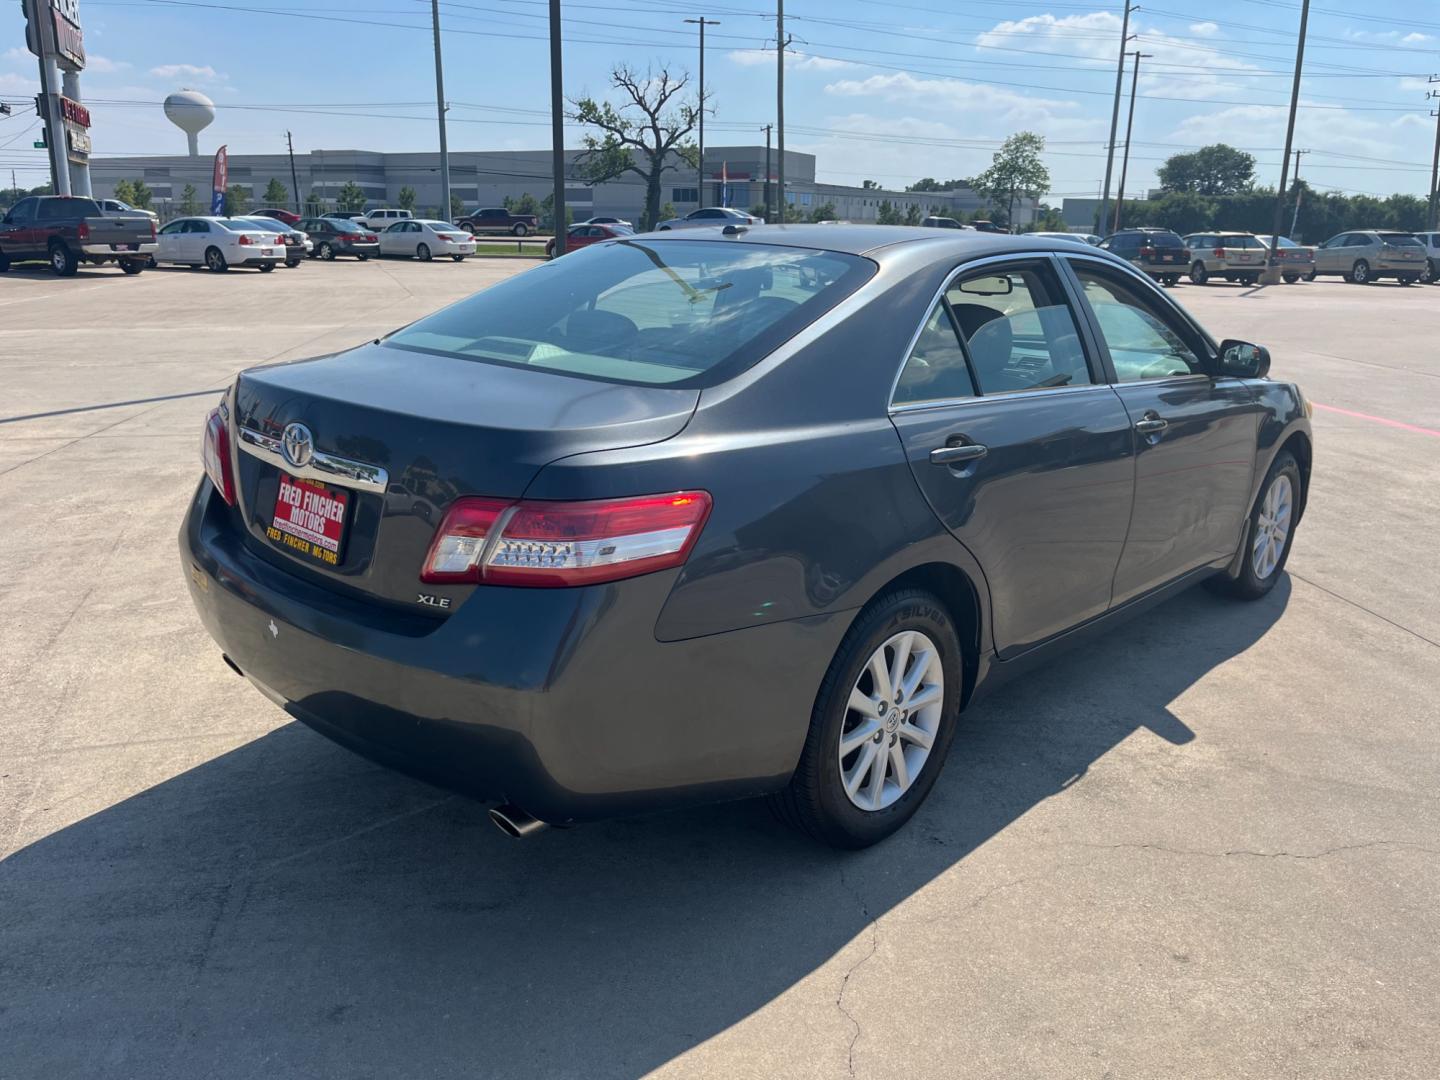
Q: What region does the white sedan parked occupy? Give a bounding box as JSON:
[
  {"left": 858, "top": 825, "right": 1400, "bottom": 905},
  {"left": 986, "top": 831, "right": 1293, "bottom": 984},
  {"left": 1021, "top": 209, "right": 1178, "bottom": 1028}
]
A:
[
  {"left": 154, "top": 216, "right": 286, "bottom": 272},
  {"left": 378, "top": 220, "right": 477, "bottom": 261}
]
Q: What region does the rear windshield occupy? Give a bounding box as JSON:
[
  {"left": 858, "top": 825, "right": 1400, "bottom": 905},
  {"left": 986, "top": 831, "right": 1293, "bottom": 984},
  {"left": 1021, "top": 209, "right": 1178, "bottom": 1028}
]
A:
[
  {"left": 1146, "top": 232, "right": 1185, "bottom": 247},
  {"left": 384, "top": 238, "right": 874, "bottom": 387},
  {"left": 217, "top": 218, "right": 273, "bottom": 231},
  {"left": 39, "top": 197, "right": 101, "bottom": 220},
  {"left": 329, "top": 220, "right": 364, "bottom": 233},
  {"left": 1379, "top": 233, "right": 1422, "bottom": 246}
]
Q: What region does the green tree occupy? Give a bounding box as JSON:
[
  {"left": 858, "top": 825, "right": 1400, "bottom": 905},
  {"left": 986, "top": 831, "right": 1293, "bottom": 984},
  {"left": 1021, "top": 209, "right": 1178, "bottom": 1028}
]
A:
[
  {"left": 569, "top": 64, "right": 698, "bottom": 231},
  {"left": 862, "top": 179, "right": 879, "bottom": 190},
  {"left": 112, "top": 179, "right": 137, "bottom": 205},
  {"left": 1148, "top": 191, "right": 1217, "bottom": 235},
  {"left": 511, "top": 192, "right": 541, "bottom": 217},
  {"left": 658, "top": 200, "right": 677, "bottom": 222},
  {"left": 809, "top": 201, "right": 837, "bottom": 222},
  {"left": 336, "top": 181, "right": 367, "bottom": 212},
  {"left": 906, "top": 177, "right": 968, "bottom": 193},
  {"left": 398, "top": 185, "right": 417, "bottom": 211},
  {"left": 1156, "top": 144, "right": 1256, "bottom": 196},
  {"left": 902, "top": 203, "right": 922, "bottom": 226},
  {"left": 538, "top": 192, "right": 575, "bottom": 231},
  {"left": 972, "top": 132, "right": 1050, "bottom": 229},
  {"left": 222, "top": 184, "right": 252, "bottom": 215},
  {"left": 262, "top": 178, "right": 289, "bottom": 206},
  {"left": 876, "top": 200, "right": 902, "bottom": 225},
  {"left": 749, "top": 202, "right": 770, "bottom": 220},
  {"left": 129, "top": 180, "right": 153, "bottom": 209},
  {"left": 178, "top": 183, "right": 200, "bottom": 215},
  {"left": 450, "top": 192, "right": 465, "bottom": 220}
]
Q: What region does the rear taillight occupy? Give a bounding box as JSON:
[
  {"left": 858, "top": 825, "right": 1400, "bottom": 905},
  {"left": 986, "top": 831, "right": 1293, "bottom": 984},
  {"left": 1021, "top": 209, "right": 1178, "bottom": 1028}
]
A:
[
  {"left": 150, "top": 220, "right": 157, "bottom": 240},
  {"left": 78, "top": 221, "right": 90, "bottom": 241},
  {"left": 363, "top": 233, "right": 377, "bottom": 242},
  {"left": 1214, "top": 246, "right": 1225, "bottom": 257},
  {"left": 238, "top": 234, "right": 252, "bottom": 246},
  {"left": 421, "top": 491, "right": 712, "bottom": 587},
  {"left": 1139, "top": 245, "right": 1156, "bottom": 257},
  {"left": 201, "top": 405, "right": 235, "bottom": 505}
]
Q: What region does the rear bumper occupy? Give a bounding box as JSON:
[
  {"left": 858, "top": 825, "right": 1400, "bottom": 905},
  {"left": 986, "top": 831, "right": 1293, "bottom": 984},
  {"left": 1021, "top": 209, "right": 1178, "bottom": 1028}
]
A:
[
  {"left": 179, "top": 479, "right": 842, "bottom": 823},
  {"left": 236, "top": 252, "right": 284, "bottom": 266},
  {"left": 341, "top": 242, "right": 380, "bottom": 257},
  {"left": 81, "top": 241, "right": 157, "bottom": 257},
  {"left": 1132, "top": 257, "right": 1185, "bottom": 276}
]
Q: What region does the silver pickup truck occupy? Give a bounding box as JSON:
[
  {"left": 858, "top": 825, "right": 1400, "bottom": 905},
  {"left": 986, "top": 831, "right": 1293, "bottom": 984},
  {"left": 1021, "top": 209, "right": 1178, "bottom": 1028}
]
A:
[{"left": 0, "top": 195, "right": 158, "bottom": 276}]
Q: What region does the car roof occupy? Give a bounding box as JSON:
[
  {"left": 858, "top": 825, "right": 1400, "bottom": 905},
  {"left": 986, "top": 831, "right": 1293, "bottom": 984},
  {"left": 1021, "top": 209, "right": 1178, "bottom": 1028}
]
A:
[{"left": 623, "top": 223, "right": 1127, "bottom": 261}]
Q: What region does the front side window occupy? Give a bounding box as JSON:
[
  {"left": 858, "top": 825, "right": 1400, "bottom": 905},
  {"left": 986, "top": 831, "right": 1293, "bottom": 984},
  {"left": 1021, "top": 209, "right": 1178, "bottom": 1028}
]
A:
[
  {"left": 944, "top": 263, "right": 1091, "bottom": 394},
  {"left": 9, "top": 198, "right": 37, "bottom": 222},
  {"left": 1071, "top": 265, "right": 1207, "bottom": 381},
  {"left": 385, "top": 239, "right": 873, "bottom": 387}
]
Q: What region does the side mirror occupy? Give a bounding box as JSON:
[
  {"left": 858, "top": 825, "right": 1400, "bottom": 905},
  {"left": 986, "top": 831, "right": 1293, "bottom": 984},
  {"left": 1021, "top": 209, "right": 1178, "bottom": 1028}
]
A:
[{"left": 1218, "top": 339, "right": 1270, "bottom": 379}]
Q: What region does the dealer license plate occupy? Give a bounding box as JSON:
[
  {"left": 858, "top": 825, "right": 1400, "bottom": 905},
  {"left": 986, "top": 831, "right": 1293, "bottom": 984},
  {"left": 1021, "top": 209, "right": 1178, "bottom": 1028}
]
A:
[{"left": 267, "top": 473, "right": 349, "bottom": 567}]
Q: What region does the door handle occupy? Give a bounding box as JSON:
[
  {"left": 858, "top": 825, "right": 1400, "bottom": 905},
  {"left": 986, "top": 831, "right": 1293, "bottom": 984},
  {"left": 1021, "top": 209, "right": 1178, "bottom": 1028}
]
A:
[
  {"left": 930, "top": 443, "right": 988, "bottom": 465},
  {"left": 1134, "top": 417, "right": 1168, "bottom": 434}
]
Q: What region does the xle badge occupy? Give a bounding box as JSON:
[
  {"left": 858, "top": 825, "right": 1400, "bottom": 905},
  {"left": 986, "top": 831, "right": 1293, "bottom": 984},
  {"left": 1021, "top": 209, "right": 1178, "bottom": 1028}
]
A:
[{"left": 416, "top": 593, "right": 452, "bottom": 610}]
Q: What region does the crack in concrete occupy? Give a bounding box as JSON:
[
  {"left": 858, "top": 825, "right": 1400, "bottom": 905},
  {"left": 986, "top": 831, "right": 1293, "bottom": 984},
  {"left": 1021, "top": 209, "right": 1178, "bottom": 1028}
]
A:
[
  {"left": 835, "top": 866, "right": 879, "bottom": 1080},
  {"left": 1072, "top": 839, "right": 1440, "bottom": 860}
]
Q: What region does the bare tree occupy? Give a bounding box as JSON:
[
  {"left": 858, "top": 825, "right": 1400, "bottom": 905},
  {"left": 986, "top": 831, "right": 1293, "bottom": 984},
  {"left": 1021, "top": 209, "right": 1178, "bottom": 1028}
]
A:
[{"left": 568, "top": 65, "right": 698, "bottom": 231}]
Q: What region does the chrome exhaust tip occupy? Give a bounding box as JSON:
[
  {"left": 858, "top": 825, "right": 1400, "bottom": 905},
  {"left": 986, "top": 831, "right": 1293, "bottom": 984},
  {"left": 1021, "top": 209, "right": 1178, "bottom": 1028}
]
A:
[{"left": 489, "top": 804, "right": 548, "bottom": 838}]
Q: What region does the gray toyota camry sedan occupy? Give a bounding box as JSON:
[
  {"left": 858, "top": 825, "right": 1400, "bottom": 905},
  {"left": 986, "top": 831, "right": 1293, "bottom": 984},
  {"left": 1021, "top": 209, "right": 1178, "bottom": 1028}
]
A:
[{"left": 181, "top": 226, "right": 1312, "bottom": 848}]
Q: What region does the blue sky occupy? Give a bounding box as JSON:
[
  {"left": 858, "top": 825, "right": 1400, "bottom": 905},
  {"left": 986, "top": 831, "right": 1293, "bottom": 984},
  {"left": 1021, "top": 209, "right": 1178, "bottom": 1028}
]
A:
[{"left": 1, "top": 0, "right": 1435, "bottom": 201}]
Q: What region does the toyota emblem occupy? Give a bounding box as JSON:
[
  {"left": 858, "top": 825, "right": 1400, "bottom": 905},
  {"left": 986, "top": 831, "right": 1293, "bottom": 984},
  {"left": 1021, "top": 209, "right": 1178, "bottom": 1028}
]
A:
[{"left": 280, "top": 422, "right": 315, "bottom": 469}]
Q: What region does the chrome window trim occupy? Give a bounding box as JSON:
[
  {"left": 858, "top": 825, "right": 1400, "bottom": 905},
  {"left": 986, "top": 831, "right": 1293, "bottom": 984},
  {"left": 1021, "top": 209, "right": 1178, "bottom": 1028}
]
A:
[
  {"left": 890, "top": 382, "right": 1115, "bottom": 415},
  {"left": 236, "top": 424, "right": 390, "bottom": 494},
  {"left": 886, "top": 250, "right": 1103, "bottom": 413}
]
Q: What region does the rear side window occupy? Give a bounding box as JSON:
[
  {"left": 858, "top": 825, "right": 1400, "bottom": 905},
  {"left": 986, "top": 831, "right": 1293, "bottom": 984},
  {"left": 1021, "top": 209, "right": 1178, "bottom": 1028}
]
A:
[
  {"left": 39, "top": 198, "right": 101, "bottom": 220},
  {"left": 1379, "top": 233, "right": 1422, "bottom": 246},
  {"left": 386, "top": 239, "right": 873, "bottom": 387}
]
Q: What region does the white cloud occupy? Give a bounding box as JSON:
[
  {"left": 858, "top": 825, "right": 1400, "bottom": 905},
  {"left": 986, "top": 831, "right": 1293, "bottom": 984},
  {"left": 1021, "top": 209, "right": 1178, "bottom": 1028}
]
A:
[
  {"left": 0, "top": 71, "right": 39, "bottom": 93},
  {"left": 1170, "top": 101, "right": 1428, "bottom": 165},
  {"left": 823, "top": 72, "right": 1095, "bottom": 136},
  {"left": 85, "top": 54, "right": 128, "bottom": 73},
  {"left": 727, "top": 49, "right": 856, "bottom": 72},
  {"left": 3, "top": 46, "right": 31, "bottom": 64},
  {"left": 149, "top": 63, "right": 223, "bottom": 80},
  {"left": 1189, "top": 22, "right": 1219, "bottom": 36}
]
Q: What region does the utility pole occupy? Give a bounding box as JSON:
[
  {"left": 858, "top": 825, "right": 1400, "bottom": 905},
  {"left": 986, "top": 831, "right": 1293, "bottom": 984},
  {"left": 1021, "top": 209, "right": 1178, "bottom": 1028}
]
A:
[
  {"left": 1428, "top": 77, "right": 1440, "bottom": 230},
  {"left": 549, "top": 0, "right": 566, "bottom": 251},
  {"left": 763, "top": 123, "right": 772, "bottom": 218},
  {"left": 1112, "top": 51, "right": 1150, "bottom": 234},
  {"left": 1288, "top": 148, "right": 1309, "bottom": 237},
  {"left": 777, "top": 0, "right": 787, "bottom": 223},
  {"left": 1264, "top": 0, "right": 1309, "bottom": 284},
  {"left": 286, "top": 131, "right": 301, "bottom": 215},
  {"left": 1098, "top": 0, "right": 1135, "bottom": 236},
  {"left": 685, "top": 16, "right": 720, "bottom": 207},
  {"left": 431, "top": 0, "right": 452, "bottom": 220}
]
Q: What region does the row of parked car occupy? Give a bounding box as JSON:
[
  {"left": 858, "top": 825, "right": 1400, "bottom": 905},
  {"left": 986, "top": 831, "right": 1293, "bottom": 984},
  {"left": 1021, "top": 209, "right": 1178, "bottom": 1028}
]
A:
[
  {"left": 1089, "top": 226, "right": 1439, "bottom": 287},
  {"left": 0, "top": 196, "right": 612, "bottom": 275}
]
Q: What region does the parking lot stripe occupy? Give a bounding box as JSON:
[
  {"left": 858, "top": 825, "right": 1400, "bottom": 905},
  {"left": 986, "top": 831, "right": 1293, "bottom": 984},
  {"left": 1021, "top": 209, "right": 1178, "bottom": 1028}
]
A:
[{"left": 1313, "top": 402, "right": 1440, "bottom": 439}]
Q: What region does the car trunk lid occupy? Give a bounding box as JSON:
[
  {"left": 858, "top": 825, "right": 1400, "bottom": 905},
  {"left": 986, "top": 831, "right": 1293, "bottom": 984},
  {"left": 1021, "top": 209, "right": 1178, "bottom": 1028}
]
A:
[{"left": 229, "top": 341, "right": 698, "bottom": 608}]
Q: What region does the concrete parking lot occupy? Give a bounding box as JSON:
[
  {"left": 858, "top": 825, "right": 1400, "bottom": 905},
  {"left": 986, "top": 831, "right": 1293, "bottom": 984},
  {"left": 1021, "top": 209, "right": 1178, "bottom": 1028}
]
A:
[{"left": 2, "top": 256, "right": 1437, "bottom": 1079}]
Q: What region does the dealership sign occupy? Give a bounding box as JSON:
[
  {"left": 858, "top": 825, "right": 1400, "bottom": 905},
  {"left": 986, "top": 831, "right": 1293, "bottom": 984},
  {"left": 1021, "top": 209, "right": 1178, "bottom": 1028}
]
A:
[
  {"left": 22, "top": 0, "right": 86, "bottom": 70},
  {"left": 61, "top": 96, "right": 90, "bottom": 128}
]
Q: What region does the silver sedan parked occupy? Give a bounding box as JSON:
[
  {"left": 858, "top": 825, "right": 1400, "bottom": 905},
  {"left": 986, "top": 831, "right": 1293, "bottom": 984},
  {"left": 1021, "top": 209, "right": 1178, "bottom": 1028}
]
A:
[
  {"left": 377, "top": 220, "right": 477, "bottom": 262},
  {"left": 656, "top": 207, "right": 762, "bottom": 230}
]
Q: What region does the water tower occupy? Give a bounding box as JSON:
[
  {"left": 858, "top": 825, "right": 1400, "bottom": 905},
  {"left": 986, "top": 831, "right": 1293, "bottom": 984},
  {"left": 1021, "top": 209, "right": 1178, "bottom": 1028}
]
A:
[{"left": 164, "top": 89, "right": 215, "bottom": 157}]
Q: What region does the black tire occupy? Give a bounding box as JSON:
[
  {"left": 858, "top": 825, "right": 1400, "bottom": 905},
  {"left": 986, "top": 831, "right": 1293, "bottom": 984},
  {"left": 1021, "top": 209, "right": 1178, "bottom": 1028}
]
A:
[
  {"left": 204, "top": 246, "right": 228, "bottom": 272},
  {"left": 357, "top": 254, "right": 368, "bottom": 261},
  {"left": 511, "top": 223, "right": 529, "bottom": 237},
  {"left": 460, "top": 223, "right": 475, "bottom": 235},
  {"left": 416, "top": 242, "right": 431, "bottom": 262},
  {"left": 1209, "top": 450, "right": 1301, "bottom": 602},
  {"left": 452, "top": 254, "right": 465, "bottom": 262},
  {"left": 1304, "top": 269, "right": 1316, "bottom": 281},
  {"left": 1398, "top": 276, "right": 1416, "bottom": 286},
  {"left": 1283, "top": 274, "right": 1299, "bottom": 284},
  {"left": 0, "top": 249, "right": 10, "bottom": 273},
  {"left": 286, "top": 258, "right": 301, "bottom": 268},
  {"left": 259, "top": 262, "right": 275, "bottom": 273},
  {"left": 49, "top": 242, "right": 78, "bottom": 277},
  {"left": 318, "top": 242, "right": 335, "bottom": 260},
  {"left": 146, "top": 255, "right": 157, "bottom": 269},
  {"left": 1348, "top": 259, "right": 1371, "bottom": 284},
  {"left": 1423, "top": 259, "right": 1437, "bottom": 285},
  {"left": 770, "top": 588, "right": 963, "bottom": 849},
  {"left": 1189, "top": 261, "right": 1209, "bottom": 285},
  {"left": 120, "top": 260, "right": 144, "bottom": 275}
]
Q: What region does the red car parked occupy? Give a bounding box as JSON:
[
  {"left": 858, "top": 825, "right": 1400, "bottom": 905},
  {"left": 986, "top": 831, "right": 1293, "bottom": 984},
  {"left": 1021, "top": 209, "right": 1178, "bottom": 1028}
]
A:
[
  {"left": 251, "top": 207, "right": 301, "bottom": 225},
  {"left": 545, "top": 222, "right": 633, "bottom": 258}
]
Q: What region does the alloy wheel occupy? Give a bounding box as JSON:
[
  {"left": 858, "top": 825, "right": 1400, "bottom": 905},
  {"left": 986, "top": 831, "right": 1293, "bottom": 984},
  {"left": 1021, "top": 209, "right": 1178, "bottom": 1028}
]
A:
[
  {"left": 1252, "top": 474, "right": 1293, "bottom": 580},
  {"left": 837, "top": 630, "right": 944, "bottom": 812}
]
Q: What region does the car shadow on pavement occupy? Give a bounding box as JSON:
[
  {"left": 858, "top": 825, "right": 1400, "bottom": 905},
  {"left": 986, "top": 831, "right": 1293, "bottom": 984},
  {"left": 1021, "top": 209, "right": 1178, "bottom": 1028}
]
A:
[{"left": 0, "top": 579, "right": 1289, "bottom": 1078}]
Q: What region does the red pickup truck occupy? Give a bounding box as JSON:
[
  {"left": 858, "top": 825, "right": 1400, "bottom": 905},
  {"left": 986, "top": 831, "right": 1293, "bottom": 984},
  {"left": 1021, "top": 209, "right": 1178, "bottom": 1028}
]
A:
[
  {"left": 0, "top": 195, "right": 158, "bottom": 276},
  {"left": 454, "top": 207, "right": 539, "bottom": 237}
]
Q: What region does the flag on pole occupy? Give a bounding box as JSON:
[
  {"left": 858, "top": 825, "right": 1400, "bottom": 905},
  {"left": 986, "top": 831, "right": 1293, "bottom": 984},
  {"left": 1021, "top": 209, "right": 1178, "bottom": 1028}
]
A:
[
  {"left": 721, "top": 161, "right": 728, "bottom": 208},
  {"left": 210, "top": 145, "right": 228, "bottom": 215}
]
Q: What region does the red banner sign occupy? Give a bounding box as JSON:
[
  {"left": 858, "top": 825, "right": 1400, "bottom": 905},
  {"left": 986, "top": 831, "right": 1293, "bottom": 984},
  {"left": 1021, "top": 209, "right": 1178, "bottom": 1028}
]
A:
[
  {"left": 211, "top": 145, "right": 228, "bottom": 214},
  {"left": 60, "top": 96, "right": 90, "bottom": 128}
]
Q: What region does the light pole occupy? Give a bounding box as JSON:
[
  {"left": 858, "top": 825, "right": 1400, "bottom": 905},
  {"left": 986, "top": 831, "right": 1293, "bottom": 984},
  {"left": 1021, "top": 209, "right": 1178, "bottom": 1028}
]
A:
[
  {"left": 1263, "top": 0, "right": 1310, "bottom": 285},
  {"left": 1112, "top": 51, "right": 1150, "bottom": 234},
  {"left": 685, "top": 16, "right": 720, "bottom": 208},
  {"left": 1427, "top": 79, "right": 1440, "bottom": 230},
  {"left": 1098, "top": 0, "right": 1135, "bottom": 235},
  {"left": 777, "top": 0, "right": 787, "bottom": 222},
  {"left": 430, "top": 0, "right": 452, "bottom": 220},
  {"left": 763, "top": 123, "right": 772, "bottom": 218},
  {"left": 1289, "top": 148, "right": 1309, "bottom": 238},
  {"left": 549, "top": 0, "right": 565, "bottom": 252}
]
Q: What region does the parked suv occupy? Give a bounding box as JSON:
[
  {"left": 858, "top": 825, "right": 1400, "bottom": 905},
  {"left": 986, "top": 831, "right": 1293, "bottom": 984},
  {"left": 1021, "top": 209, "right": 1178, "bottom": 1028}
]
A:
[
  {"left": 1255, "top": 235, "right": 1317, "bottom": 283},
  {"left": 454, "top": 207, "right": 539, "bottom": 237},
  {"left": 1313, "top": 230, "right": 1425, "bottom": 284},
  {"left": 1182, "top": 232, "right": 1269, "bottom": 285},
  {"left": 1414, "top": 231, "right": 1440, "bottom": 284},
  {"left": 357, "top": 208, "right": 413, "bottom": 231},
  {"left": 1100, "top": 228, "right": 1187, "bottom": 284}
]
